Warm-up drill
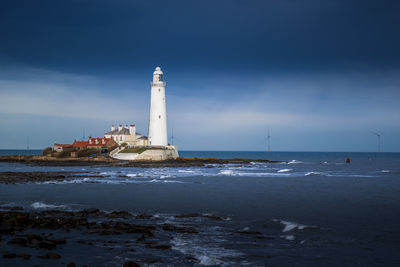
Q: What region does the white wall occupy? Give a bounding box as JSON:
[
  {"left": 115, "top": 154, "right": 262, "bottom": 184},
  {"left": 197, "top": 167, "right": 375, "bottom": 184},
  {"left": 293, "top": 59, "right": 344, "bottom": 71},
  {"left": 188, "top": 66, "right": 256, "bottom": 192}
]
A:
[{"left": 148, "top": 83, "right": 168, "bottom": 146}]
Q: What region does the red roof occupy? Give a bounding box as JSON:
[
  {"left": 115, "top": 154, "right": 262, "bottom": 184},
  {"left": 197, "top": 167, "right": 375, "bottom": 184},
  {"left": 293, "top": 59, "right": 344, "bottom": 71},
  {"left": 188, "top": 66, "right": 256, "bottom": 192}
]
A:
[{"left": 72, "top": 140, "right": 89, "bottom": 148}]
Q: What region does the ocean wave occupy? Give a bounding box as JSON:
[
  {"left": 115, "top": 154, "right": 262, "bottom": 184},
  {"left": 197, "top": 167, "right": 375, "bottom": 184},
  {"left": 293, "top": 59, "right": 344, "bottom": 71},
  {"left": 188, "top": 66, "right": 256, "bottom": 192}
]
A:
[
  {"left": 171, "top": 236, "right": 242, "bottom": 266},
  {"left": 277, "top": 169, "right": 292, "bottom": 173},
  {"left": 274, "top": 219, "right": 315, "bottom": 232},
  {"left": 220, "top": 170, "right": 234, "bottom": 175},
  {"left": 281, "top": 235, "right": 295, "bottom": 241},
  {"left": 304, "top": 171, "right": 323, "bottom": 176},
  {"left": 178, "top": 170, "right": 195, "bottom": 173},
  {"left": 287, "top": 160, "right": 303, "bottom": 164},
  {"left": 31, "top": 202, "right": 68, "bottom": 210},
  {"left": 218, "top": 169, "right": 292, "bottom": 177}
]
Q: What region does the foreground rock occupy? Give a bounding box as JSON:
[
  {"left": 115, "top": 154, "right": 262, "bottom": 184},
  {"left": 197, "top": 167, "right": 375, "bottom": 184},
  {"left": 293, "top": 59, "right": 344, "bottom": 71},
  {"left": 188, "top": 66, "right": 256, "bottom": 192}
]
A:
[{"left": 0, "top": 209, "right": 204, "bottom": 266}]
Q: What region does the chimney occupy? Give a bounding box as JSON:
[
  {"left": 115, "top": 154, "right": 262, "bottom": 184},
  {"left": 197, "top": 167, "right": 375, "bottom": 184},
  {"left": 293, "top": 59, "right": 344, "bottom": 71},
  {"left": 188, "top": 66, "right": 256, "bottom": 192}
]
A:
[
  {"left": 118, "top": 125, "right": 122, "bottom": 131},
  {"left": 129, "top": 124, "right": 136, "bottom": 136},
  {"left": 111, "top": 125, "right": 115, "bottom": 131}
]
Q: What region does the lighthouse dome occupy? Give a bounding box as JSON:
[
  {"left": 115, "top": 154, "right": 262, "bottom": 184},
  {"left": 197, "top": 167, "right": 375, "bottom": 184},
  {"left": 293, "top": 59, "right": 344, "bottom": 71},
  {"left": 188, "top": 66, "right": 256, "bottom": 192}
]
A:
[{"left": 153, "top": 66, "right": 163, "bottom": 75}]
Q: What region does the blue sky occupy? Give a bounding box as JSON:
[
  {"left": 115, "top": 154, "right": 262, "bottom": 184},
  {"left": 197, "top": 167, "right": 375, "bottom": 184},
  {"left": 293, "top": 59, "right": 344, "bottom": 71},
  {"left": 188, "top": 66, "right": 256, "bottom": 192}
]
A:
[{"left": 0, "top": 0, "right": 399, "bottom": 151}]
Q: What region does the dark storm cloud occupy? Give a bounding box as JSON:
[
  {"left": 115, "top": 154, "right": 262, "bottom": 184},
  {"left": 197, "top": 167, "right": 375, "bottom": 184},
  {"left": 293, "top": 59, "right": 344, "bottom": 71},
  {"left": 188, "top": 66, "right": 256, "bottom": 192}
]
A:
[
  {"left": 1, "top": 0, "right": 400, "bottom": 151},
  {"left": 1, "top": 0, "right": 399, "bottom": 74}
]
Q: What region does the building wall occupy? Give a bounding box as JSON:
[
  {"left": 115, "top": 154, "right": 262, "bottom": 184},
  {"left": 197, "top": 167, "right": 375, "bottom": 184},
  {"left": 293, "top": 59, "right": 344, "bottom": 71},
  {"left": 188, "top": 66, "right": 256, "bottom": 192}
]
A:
[
  {"left": 135, "top": 147, "right": 178, "bottom": 161},
  {"left": 105, "top": 130, "right": 147, "bottom": 147}
]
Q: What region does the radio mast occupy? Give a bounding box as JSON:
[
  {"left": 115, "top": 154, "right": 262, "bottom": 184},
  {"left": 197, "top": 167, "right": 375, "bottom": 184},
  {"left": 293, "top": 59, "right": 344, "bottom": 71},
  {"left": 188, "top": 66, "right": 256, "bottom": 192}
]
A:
[
  {"left": 171, "top": 128, "right": 174, "bottom": 145},
  {"left": 370, "top": 131, "right": 381, "bottom": 152}
]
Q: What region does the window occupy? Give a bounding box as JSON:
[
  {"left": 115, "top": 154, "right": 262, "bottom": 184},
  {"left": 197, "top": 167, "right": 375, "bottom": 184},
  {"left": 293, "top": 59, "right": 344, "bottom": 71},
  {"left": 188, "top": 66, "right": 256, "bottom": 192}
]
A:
[{"left": 159, "top": 115, "right": 161, "bottom": 119}]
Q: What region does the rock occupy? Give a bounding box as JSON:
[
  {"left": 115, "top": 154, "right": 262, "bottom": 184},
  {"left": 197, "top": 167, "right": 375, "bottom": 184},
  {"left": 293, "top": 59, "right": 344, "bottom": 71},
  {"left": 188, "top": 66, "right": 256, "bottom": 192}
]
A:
[
  {"left": 82, "top": 208, "right": 100, "bottom": 214},
  {"left": 37, "top": 252, "right": 61, "bottom": 259},
  {"left": 47, "top": 238, "right": 66, "bottom": 245},
  {"left": 145, "top": 244, "right": 171, "bottom": 249},
  {"left": 236, "top": 230, "right": 262, "bottom": 235},
  {"left": 39, "top": 240, "right": 57, "bottom": 250},
  {"left": 136, "top": 235, "right": 147, "bottom": 242},
  {"left": 0, "top": 206, "right": 24, "bottom": 211},
  {"left": 203, "top": 214, "right": 224, "bottom": 221},
  {"left": 173, "top": 213, "right": 224, "bottom": 220},
  {"left": 106, "top": 211, "right": 132, "bottom": 218},
  {"left": 3, "top": 252, "right": 17, "bottom": 258},
  {"left": 175, "top": 213, "right": 201, "bottom": 218},
  {"left": 17, "top": 253, "right": 31, "bottom": 260},
  {"left": 162, "top": 223, "right": 198, "bottom": 234},
  {"left": 135, "top": 213, "right": 153, "bottom": 219},
  {"left": 8, "top": 237, "right": 28, "bottom": 246},
  {"left": 27, "top": 234, "right": 43, "bottom": 242},
  {"left": 66, "top": 262, "right": 76, "bottom": 267},
  {"left": 123, "top": 261, "right": 140, "bottom": 267}
]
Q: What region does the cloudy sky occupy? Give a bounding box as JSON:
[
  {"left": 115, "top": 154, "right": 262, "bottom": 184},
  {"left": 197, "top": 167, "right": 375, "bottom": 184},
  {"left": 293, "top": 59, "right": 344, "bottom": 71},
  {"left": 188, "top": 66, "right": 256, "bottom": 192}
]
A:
[{"left": 0, "top": 0, "right": 399, "bottom": 151}]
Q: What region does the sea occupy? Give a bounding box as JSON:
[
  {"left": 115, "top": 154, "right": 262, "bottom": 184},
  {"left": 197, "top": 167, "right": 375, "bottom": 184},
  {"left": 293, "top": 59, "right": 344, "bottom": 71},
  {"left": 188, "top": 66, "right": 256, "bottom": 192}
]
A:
[{"left": 1, "top": 150, "right": 400, "bottom": 266}]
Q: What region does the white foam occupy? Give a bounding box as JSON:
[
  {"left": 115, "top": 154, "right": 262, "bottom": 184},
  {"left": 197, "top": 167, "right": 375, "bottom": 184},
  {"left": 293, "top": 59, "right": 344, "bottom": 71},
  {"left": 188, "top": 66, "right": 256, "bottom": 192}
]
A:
[
  {"left": 178, "top": 170, "right": 195, "bottom": 173},
  {"left": 277, "top": 169, "right": 292, "bottom": 173},
  {"left": 381, "top": 170, "right": 390, "bottom": 173},
  {"left": 305, "top": 171, "right": 322, "bottom": 176},
  {"left": 288, "top": 160, "right": 302, "bottom": 164},
  {"left": 171, "top": 236, "right": 242, "bottom": 266},
  {"left": 281, "top": 235, "right": 295, "bottom": 241},
  {"left": 126, "top": 173, "right": 137, "bottom": 177},
  {"left": 220, "top": 170, "right": 234, "bottom": 175},
  {"left": 237, "top": 172, "right": 291, "bottom": 177},
  {"left": 31, "top": 202, "right": 67, "bottom": 210},
  {"left": 274, "top": 219, "right": 310, "bottom": 232}
]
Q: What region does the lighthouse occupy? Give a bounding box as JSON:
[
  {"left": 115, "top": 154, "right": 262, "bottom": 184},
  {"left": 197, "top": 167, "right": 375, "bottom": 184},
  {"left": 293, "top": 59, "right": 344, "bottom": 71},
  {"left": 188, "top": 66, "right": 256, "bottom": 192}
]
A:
[{"left": 148, "top": 66, "right": 168, "bottom": 146}]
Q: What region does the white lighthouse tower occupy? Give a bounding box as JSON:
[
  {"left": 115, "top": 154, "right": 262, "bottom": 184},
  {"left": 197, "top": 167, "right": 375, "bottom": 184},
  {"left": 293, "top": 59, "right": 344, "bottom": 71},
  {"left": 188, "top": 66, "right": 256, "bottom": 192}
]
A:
[{"left": 148, "top": 66, "right": 168, "bottom": 146}]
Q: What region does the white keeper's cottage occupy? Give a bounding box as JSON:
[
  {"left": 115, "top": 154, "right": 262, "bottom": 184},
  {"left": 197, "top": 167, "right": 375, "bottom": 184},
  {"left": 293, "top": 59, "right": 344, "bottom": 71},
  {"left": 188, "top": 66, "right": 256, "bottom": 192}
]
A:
[{"left": 104, "top": 124, "right": 148, "bottom": 147}]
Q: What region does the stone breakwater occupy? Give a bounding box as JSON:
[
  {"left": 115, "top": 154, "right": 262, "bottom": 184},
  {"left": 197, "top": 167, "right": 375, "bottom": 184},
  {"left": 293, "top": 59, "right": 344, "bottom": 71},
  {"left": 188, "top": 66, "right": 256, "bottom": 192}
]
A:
[{"left": 0, "top": 155, "right": 284, "bottom": 167}]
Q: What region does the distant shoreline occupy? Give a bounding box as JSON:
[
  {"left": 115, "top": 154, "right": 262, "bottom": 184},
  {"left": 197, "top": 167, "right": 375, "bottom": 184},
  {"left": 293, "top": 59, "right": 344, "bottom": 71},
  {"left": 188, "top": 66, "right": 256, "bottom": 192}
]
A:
[{"left": 0, "top": 155, "right": 283, "bottom": 168}]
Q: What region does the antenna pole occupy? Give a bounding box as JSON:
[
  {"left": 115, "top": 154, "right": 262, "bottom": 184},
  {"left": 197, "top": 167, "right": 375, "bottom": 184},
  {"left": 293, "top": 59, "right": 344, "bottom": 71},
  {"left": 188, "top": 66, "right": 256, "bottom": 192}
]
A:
[
  {"left": 171, "top": 128, "right": 174, "bottom": 145},
  {"left": 378, "top": 134, "right": 381, "bottom": 153},
  {"left": 370, "top": 131, "right": 381, "bottom": 152},
  {"left": 82, "top": 128, "right": 86, "bottom": 141},
  {"left": 267, "top": 127, "right": 271, "bottom": 152}
]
